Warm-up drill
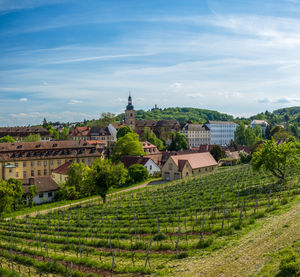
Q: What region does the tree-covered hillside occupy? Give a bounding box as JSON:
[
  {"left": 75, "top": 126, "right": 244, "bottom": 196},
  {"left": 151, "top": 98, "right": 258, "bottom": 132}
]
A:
[{"left": 116, "top": 107, "right": 234, "bottom": 123}]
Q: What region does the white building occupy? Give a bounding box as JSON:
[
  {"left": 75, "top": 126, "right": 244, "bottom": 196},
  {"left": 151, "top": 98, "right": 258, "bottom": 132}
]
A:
[
  {"left": 250, "top": 120, "right": 269, "bottom": 136},
  {"left": 181, "top": 124, "right": 210, "bottom": 147},
  {"left": 22, "top": 177, "right": 60, "bottom": 205},
  {"left": 205, "top": 121, "right": 237, "bottom": 146},
  {"left": 121, "top": 156, "right": 161, "bottom": 175}
]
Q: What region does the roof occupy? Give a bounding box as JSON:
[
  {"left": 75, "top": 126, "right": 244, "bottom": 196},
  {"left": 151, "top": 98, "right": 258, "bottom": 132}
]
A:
[
  {"left": 183, "top": 124, "right": 209, "bottom": 131},
  {"left": 225, "top": 151, "right": 240, "bottom": 160},
  {"left": 52, "top": 161, "right": 72, "bottom": 175},
  {"left": 142, "top": 141, "right": 157, "bottom": 149},
  {"left": 206, "top": 121, "right": 237, "bottom": 125},
  {"left": 250, "top": 120, "right": 269, "bottom": 126},
  {"left": 0, "top": 126, "right": 50, "bottom": 137},
  {"left": 69, "top": 126, "right": 90, "bottom": 137},
  {"left": 90, "top": 127, "right": 111, "bottom": 136},
  {"left": 0, "top": 140, "right": 94, "bottom": 152},
  {"left": 121, "top": 156, "right": 154, "bottom": 168},
  {"left": 170, "top": 152, "right": 217, "bottom": 171},
  {"left": 21, "top": 177, "right": 60, "bottom": 194}
]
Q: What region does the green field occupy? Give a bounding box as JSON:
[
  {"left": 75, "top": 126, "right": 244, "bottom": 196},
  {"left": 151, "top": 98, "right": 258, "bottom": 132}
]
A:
[{"left": 0, "top": 165, "right": 299, "bottom": 276}]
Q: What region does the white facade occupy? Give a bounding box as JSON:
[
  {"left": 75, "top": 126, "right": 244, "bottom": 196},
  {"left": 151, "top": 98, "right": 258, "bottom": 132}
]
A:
[
  {"left": 205, "top": 121, "right": 237, "bottom": 146},
  {"left": 26, "top": 190, "right": 57, "bottom": 205},
  {"left": 250, "top": 120, "right": 268, "bottom": 136},
  {"left": 108, "top": 124, "right": 118, "bottom": 141},
  {"left": 181, "top": 124, "right": 210, "bottom": 147},
  {"left": 144, "top": 159, "right": 161, "bottom": 175}
]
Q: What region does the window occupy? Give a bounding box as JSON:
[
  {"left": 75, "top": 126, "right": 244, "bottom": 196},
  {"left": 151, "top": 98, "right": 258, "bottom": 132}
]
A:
[
  {"left": 48, "top": 192, "right": 53, "bottom": 197},
  {"left": 39, "top": 193, "right": 43, "bottom": 198},
  {"left": 44, "top": 161, "right": 47, "bottom": 166},
  {"left": 50, "top": 160, "right": 54, "bottom": 165},
  {"left": 23, "top": 171, "right": 26, "bottom": 178},
  {"left": 150, "top": 165, "right": 152, "bottom": 170},
  {"left": 168, "top": 163, "right": 173, "bottom": 170},
  {"left": 38, "top": 170, "right": 41, "bottom": 176},
  {"left": 37, "top": 161, "right": 41, "bottom": 166},
  {"left": 31, "top": 161, "right": 34, "bottom": 167},
  {"left": 57, "top": 160, "right": 61, "bottom": 165},
  {"left": 44, "top": 169, "right": 47, "bottom": 176},
  {"left": 9, "top": 169, "right": 12, "bottom": 173},
  {"left": 23, "top": 162, "right": 27, "bottom": 167},
  {"left": 82, "top": 158, "right": 85, "bottom": 163},
  {"left": 16, "top": 172, "right": 19, "bottom": 177},
  {"left": 31, "top": 170, "right": 34, "bottom": 177}
]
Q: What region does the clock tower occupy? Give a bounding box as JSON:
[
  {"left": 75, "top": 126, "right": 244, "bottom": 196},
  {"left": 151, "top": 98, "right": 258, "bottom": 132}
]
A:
[{"left": 125, "top": 92, "right": 136, "bottom": 130}]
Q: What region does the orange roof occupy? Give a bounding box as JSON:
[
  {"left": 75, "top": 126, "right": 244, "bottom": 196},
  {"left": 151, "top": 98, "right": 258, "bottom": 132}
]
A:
[
  {"left": 86, "top": 140, "right": 104, "bottom": 145},
  {"left": 170, "top": 152, "right": 217, "bottom": 171},
  {"left": 52, "top": 161, "right": 72, "bottom": 175},
  {"left": 142, "top": 141, "right": 157, "bottom": 149}
]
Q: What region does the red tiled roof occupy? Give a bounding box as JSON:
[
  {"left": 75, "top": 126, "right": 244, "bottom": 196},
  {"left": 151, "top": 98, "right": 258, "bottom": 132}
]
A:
[
  {"left": 52, "top": 161, "right": 72, "bottom": 175},
  {"left": 121, "top": 156, "right": 153, "bottom": 168},
  {"left": 142, "top": 141, "right": 157, "bottom": 149},
  {"left": 171, "top": 152, "right": 217, "bottom": 170},
  {"left": 21, "top": 177, "right": 60, "bottom": 194}
]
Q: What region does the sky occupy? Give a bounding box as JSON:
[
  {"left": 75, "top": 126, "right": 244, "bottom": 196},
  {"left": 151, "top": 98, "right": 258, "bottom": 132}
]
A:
[{"left": 1, "top": 0, "right": 300, "bottom": 126}]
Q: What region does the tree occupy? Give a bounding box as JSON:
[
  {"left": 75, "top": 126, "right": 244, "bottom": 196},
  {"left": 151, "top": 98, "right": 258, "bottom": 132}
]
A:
[
  {"left": 168, "top": 132, "right": 189, "bottom": 151},
  {"left": 128, "top": 164, "right": 149, "bottom": 183},
  {"left": 59, "top": 127, "right": 69, "bottom": 140},
  {"left": 251, "top": 138, "right": 300, "bottom": 182},
  {"left": 27, "top": 185, "right": 37, "bottom": 208},
  {"left": 0, "top": 135, "right": 16, "bottom": 143},
  {"left": 210, "top": 145, "right": 225, "bottom": 162},
  {"left": 270, "top": 125, "right": 293, "bottom": 140},
  {"left": 117, "top": 126, "right": 133, "bottom": 139},
  {"left": 112, "top": 133, "right": 145, "bottom": 161},
  {"left": 24, "top": 133, "right": 41, "bottom": 142},
  {"left": 0, "top": 181, "right": 14, "bottom": 216},
  {"left": 90, "top": 159, "right": 128, "bottom": 203},
  {"left": 43, "top": 118, "right": 48, "bottom": 128},
  {"left": 6, "top": 178, "right": 23, "bottom": 210},
  {"left": 141, "top": 127, "right": 165, "bottom": 150},
  {"left": 234, "top": 124, "right": 247, "bottom": 145}
]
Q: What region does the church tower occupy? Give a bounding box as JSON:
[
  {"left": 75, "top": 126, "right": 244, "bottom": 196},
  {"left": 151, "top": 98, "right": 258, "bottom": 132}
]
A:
[{"left": 125, "top": 92, "right": 136, "bottom": 130}]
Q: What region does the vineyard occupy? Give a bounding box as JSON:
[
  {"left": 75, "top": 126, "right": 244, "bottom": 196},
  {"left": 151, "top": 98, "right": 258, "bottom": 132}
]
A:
[{"left": 0, "top": 165, "right": 299, "bottom": 276}]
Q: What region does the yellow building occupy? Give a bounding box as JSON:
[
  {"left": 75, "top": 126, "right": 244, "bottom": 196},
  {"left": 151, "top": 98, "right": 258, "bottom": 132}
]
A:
[
  {"left": 0, "top": 140, "right": 104, "bottom": 181},
  {"left": 162, "top": 152, "right": 218, "bottom": 181}
]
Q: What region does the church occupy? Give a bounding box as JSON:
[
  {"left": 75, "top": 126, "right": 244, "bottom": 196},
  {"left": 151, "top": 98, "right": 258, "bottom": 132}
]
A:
[{"left": 124, "top": 94, "right": 181, "bottom": 141}]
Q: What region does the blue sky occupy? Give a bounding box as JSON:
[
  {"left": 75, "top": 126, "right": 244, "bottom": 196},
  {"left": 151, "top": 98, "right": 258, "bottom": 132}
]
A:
[{"left": 1, "top": 0, "right": 300, "bottom": 126}]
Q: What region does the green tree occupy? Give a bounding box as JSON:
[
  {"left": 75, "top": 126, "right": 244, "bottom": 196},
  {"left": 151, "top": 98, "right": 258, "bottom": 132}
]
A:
[
  {"left": 141, "top": 127, "right": 165, "bottom": 150},
  {"left": 59, "top": 127, "right": 69, "bottom": 140},
  {"left": 168, "top": 132, "right": 188, "bottom": 151},
  {"left": 251, "top": 138, "right": 300, "bottom": 182},
  {"left": 244, "top": 127, "right": 257, "bottom": 146},
  {"left": 210, "top": 145, "right": 225, "bottom": 162},
  {"left": 270, "top": 125, "right": 293, "bottom": 140},
  {"left": 112, "top": 133, "right": 145, "bottom": 161},
  {"left": 90, "top": 158, "right": 128, "bottom": 203},
  {"left": 117, "top": 126, "right": 133, "bottom": 139},
  {"left": 0, "top": 135, "right": 16, "bottom": 143},
  {"left": 27, "top": 185, "right": 37, "bottom": 208},
  {"left": 0, "top": 180, "right": 14, "bottom": 216},
  {"left": 128, "top": 164, "right": 149, "bottom": 183},
  {"left": 6, "top": 178, "right": 23, "bottom": 210},
  {"left": 234, "top": 124, "right": 247, "bottom": 145},
  {"left": 24, "top": 133, "right": 41, "bottom": 142}
]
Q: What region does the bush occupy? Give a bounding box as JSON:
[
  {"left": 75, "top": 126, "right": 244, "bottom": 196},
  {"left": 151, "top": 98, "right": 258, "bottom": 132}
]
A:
[
  {"left": 153, "top": 232, "right": 167, "bottom": 241},
  {"left": 128, "top": 164, "right": 149, "bottom": 183},
  {"left": 197, "top": 237, "right": 214, "bottom": 249},
  {"left": 279, "top": 249, "right": 299, "bottom": 276}
]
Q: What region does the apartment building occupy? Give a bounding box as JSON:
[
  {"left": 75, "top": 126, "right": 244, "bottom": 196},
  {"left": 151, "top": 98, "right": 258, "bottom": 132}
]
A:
[
  {"left": 205, "top": 121, "right": 237, "bottom": 146},
  {"left": 181, "top": 124, "right": 210, "bottom": 147},
  {"left": 0, "top": 127, "right": 51, "bottom": 141},
  {"left": 0, "top": 140, "right": 104, "bottom": 181}
]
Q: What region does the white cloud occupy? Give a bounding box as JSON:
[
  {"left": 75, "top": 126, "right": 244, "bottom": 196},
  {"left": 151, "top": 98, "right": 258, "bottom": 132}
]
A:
[
  {"left": 68, "top": 99, "right": 83, "bottom": 105},
  {"left": 19, "top": 98, "right": 28, "bottom": 102}
]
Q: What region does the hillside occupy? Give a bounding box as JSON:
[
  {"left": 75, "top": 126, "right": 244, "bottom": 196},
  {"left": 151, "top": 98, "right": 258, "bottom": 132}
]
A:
[{"left": 115, "top": 107, "right": 234, "bottom": 123}]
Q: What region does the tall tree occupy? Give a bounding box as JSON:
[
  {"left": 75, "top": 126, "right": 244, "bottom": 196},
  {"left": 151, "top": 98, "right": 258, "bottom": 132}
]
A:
[
  {"left": 168, "top": 132, "right": 188, "bottom": 151},
  {"left": 0, "top": 180, "right": 14, "bottom": 216},
  {"left": 90, "top": 158, "right": 128, "bottom": 203},
  {"left": 141, "top": 127, "right": 165, "bottom": 150},
  {"left": 24, "top": 133, "right": 41, "bottom": 142},
  {"left": 112, "top": 133, "right": 145, "bottom": 161},
  {"left": 117, "top": 126, "right": 133, "bottom": 139},
  {"left": 252, "top": 138, "right": 300, "bottom": 182},
  {"left": 210, "top": 145, "right": 225, "bottom": 162},
  {"left": 6, "top": 179, "right": 23, "bottom": 211}
]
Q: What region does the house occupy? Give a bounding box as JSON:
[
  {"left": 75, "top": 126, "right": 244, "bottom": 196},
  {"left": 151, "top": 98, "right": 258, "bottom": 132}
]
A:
[
  {"left": 250, "top": 120, "right": 269, "bottom": 136},
  {"left": 205, "top": 121, "right": 237, "bottom": 146},
  {"left": 0, "top": 140, "right": 103, "bottom": 181},
  {"left": 22, "top": 177, "right": 60, "bottom": 205},
  {"left": 51, "top": 161, "right": 72, "bottom": 184},
  {"left": 181, "top": 124, "right": 210, "bottom": 147},
  {"left": 0, "top": 126, "right": 51, "bottom": 141},
  {"left": 220, "top": 151, "right": 241, "bottom": 166},
  {"left": 142, "top": 141, "right": 159, "bottom": 155},
  {"left": 89, "top": 127, "right": 116, "bottom": 146},
  {"left": 121, "top": 156, "right": 161, "bottom": 175},
  {"left": 68, "top": 126, "right": 91, "bottom": 140},
  {"left": 162, "top": 152, "right": 218, "bottom": 180}
]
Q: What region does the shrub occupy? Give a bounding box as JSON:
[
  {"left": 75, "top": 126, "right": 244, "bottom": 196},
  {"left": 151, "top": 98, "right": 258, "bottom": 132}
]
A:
[
  {"left": 128, "top": 164, "right": 149, "bottom": 183},
  {"left": 153, "top": 232, "right": 167, "bottom": 241},
  {"left": 279, "top": 249, "right": 299, "bottom": 276},
  {"left": 197, "top": 237, "right": 214, "bottom": 249}
]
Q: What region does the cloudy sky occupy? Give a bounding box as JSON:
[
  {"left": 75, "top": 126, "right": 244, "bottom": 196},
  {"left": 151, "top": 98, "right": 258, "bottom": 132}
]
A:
[{"left": 1, "top": 0, "right": 300, "bottom": 126}]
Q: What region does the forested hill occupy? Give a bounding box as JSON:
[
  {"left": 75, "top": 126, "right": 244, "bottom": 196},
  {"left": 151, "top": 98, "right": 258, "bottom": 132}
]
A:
[{"left": 116, "top": 107, "right": 234, "bottom": 123}]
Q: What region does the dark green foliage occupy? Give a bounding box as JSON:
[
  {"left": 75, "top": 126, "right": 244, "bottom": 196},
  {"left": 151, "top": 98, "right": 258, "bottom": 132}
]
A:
[
  {"left": 210, "top": 145, "right": 225, "bottom": 162},
  {"left": 197, "top": 237, "right": 214, "bottom": 249},
  {"left": 141, "top": 127, "right": 165, "bottom": 150},
  {"left": 168, "top": 132, "right": 188, "bottom": 151},
  {"left": 153, "top": 232, "right": 167, "bottom": 241},
  {"left": 0, "top": 135, "right": 16, "bottom": 143},
  {"left": 128, "top": 164, "right": 149, "bottom": 183},
  {"left": 279, "top": 248, "right": 299, "bottom": 276},
  {"left": 117, "top": 126, "right": 133, "bottom": 139}
]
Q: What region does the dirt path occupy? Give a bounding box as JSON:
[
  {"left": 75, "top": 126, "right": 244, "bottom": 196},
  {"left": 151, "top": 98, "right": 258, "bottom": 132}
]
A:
[
  {"left": 7, "top": 180, "right": 159, "bottom": 220},
  {"left": 173, "top": 198, "right": 300, "bottom": 277}
]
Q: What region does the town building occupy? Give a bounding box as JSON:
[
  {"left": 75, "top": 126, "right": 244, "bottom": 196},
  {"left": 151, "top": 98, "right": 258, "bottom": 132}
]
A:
[
  {"left": 181, "top": 123, "right": 210, "bottom": 147},
  {"left": 142, "top": 141, "right": 159, "bottom": 155},
  {"left": 0, "top": 127, "right": 51, "bottom": 141},
  {"left": 68, "top": 126, "right": 91, "bottom": 140},
  {"left": 124, "top": 94, "right": 181, "bottom": 141},
  {"left": 205, "top": 121, "right": 237, "bottom": 146},
  {"left": 121, "top": 156, "right": 161, "bottom": 175},
  {"left": 250, "top": 120, "right": 269, "bottom": 136},
  {"left": 51, "top": 160, "right": 72, "bottom": 184},
  {"left": 0, "top": 140, "right": 104, "bottom": 181},
  {"left": 162, "top": 152, "right": 218, "bottom": 180},
  {"left": 22, "top": 177, "right": 60, "bottom": 205}
]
